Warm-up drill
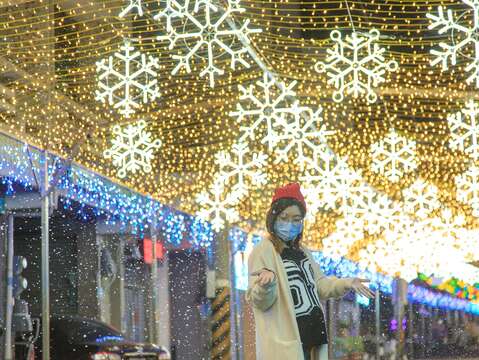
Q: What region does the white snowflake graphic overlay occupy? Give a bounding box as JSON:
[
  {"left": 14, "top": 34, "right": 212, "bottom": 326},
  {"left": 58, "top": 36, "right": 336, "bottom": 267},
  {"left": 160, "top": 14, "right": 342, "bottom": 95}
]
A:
[
  {"left": 456, "top": 163, "right": 479, "bottom": 217},
  {"left": 104, "top": 120, "right": 162, "bottom": 179},
  {"left": 119, "top": 0, "right": 144, "bottom": 18},
  {"left": 215, "top": 141, "right": 268, "bottom": 197},
  {"left": 96, "top": 39, "right": 160, "bottom": 117},
  {"left": 196, "top": 179, "right": 240, "bottom": 231},
  {"left": 371, "top": 129, "right": 418, "bottom": 182},
  {"left": 403, "top": 179, "right": 440, "bottom": 219},
  {"left": 448, "top": 100, "right": 479, "bottom": 160},
  {"left": 427, "top": 1, "right": 479, "bottom": 87},
  {"left": 273, "top": 106, "right": 335, "bottom": 168},
  {"left": 230, "top": 72, "right": 300, "bottom": 150},
  {"left": 158, "top": 0, "right": 261, "bottom": 87},
  {"left": 315, "top": 29, "right": 398, "bottom": 103}
]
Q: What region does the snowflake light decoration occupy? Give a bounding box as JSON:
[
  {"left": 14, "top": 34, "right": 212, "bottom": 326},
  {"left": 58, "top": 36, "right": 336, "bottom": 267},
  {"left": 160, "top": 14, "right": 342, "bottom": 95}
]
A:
[
  {"left": 230, "top": 72, "right": 301, "bottom": 150},
  {"left": 196, "top": 179, "right": 240, "bottom": 232},
  {"left": 273, "top": 106, "right": 335, "bottom": 168},
  {"left": 158, "top": 0, "right": 261, "bottom": 87},
  {"left": 119, "top": 0, "right": 144, "bottom": 18},
  {"left": 456, "top": 163, "right": 479, "bottom": 217},
  {"left": 315, "top": 29, "right": 398, "bottom": 103},
  {"left": 403, "top": 179, "right": 440, "bottom": 219},
  {"left": 154, "top": 0, "right": 185, "bottom": 33},
  {"left": 364, "top": 195, "right": 403, "bottom": 235},
  {"left": 215, "top": 141, "right": 267, "bottom": 198},
  {"left": 300, "top": 154, "right": 359, "bottom": 213},
  {"left": 104, "top": 120, "right": 162, "bottom": 179},
  {"left": 96, "top": 40, "right": 160, "bottom": 117},
  {"left": 322, "top": 215, "right": 365, "bottom": 261},
  {"left": 342, "top": 181, "right": 377, "bottom": 216},
  {"left": 448, "top": 100, "right": 479, "bottom": 160},
  {"left": 371, "top": 129, "right": 418, "bottom": 182},
  {"left": 427, "top": 1, "right": 479, "bottom": 87}
]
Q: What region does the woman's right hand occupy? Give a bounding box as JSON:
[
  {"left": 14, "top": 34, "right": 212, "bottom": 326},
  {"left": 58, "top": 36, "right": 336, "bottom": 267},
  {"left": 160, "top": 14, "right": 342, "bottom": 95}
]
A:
[{"left": 254, "top": 269, "right": 275, "bottom": 287}]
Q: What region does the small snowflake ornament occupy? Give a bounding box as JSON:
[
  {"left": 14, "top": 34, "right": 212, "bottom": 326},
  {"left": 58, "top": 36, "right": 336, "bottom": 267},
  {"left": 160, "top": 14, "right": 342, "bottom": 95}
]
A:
[
  {"left": 315, "top": 29, "right": 398, "bottom": 103},
  {"left": 456, "top": 163, "right": 479, "bottom": 217},
  {"left": 119, "top": 0, "right": 144, "bottom": 18},
  {"left": 104, "top": 120, "right": 162, "bottom": 178},
  {"left": 403, "top": 179, "right": 440, "bottom": 219},
  {"left": 322, "top": 214, "right": 365, "bottom": 260},
  {"left": 273, "top": 105, "right": 335, "bottom": 168},
  {"left": 215, "top": 141, "right": 267, "bottom": 198},
  {"left": 300, "top": 154, "right": 359, "bottom": 213},
  {"left": 158, "top": 0, "right": 261, "bottom": 87},
  {"left": 371, "top": 129, "right": 417, "bottom": 182},
  {"left": 230, "top": 72, "right": 301, "bottom": 150},
  {"left": 427, "top": 1, "right": 479, "bottom": 87},
  {"left": 448, "top": 100, "right": 479, "bottom": 160},
  {"left": 196, "top": 178, "right": 240, "bottom": 231},
  {"left": 96, "top": 39, "right": 160, "bottom": 117}
]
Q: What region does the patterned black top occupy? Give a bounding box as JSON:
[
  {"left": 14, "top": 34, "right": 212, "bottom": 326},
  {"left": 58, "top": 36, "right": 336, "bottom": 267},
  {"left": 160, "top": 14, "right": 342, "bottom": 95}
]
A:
[{"left": 281, "top": 246, "right": 328, "bottom": 348}]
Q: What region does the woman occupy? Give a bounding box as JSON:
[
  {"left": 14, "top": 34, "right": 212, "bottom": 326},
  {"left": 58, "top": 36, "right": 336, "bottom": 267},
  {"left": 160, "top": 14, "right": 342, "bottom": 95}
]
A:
[{"left": 246, "top": 183, "right": 374, "bottom": 360}]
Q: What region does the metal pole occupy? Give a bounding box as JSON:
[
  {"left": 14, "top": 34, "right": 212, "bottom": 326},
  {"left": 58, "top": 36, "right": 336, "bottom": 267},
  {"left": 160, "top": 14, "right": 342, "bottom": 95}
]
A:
[
  {"left": 41, "top": 153, "right": 50, "bottom": 360},
  {"left": 119, "top": 236, "right": 126, "bottom": 334},
  {"left": 150, "top": 220, "right": 159, "bottom": 344},
  {"left": 375, "top": 288, "right": 381, "bottom": 360},
  {"left": 5, "top": 214, "right": 14, "bottom": 360}
]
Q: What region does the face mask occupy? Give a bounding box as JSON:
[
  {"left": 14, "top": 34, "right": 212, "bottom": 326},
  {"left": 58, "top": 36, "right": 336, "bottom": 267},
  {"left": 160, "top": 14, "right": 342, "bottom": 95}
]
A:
[{"left": 274, "top": 220, "right": 303, "bottom": 242}]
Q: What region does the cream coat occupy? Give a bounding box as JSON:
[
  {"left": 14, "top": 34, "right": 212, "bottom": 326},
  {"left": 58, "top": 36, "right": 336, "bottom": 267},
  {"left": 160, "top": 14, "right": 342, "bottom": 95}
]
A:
[{"left": 246, "top": 238, "right": 354, "bottom": 360}]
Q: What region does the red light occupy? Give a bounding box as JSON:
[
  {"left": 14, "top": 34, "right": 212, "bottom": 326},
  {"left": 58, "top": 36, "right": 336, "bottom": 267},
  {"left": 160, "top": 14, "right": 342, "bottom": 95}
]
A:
[{"left": 143, "top": 238, "right": 165, "bottom": 264}]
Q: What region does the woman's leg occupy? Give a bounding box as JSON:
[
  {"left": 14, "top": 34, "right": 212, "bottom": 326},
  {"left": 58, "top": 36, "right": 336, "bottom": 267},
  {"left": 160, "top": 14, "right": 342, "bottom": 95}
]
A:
[
  {"left": 303, "top": 345, "right": 311, "bottom": 360},
  {"left": 319, "top": 344, "right": 328, "bottom": 359}
]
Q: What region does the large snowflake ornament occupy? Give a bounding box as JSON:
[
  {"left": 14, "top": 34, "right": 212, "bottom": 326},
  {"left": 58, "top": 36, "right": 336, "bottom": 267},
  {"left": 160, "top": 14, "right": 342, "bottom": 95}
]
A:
[
  {"left": 215, "top": 141, "right": 268, "bottom": 197},
  {"left": 371, "top": 129, "right": 418, "bottom": 182},
  {"left": 119, "top": 0, "right": 144, "bottom": 18},
  {"left": 315, "top": 29, "right": 398, "bottom": 103},
  {"left": 448, "top": 100, "right": 479, "bottom": 160},
  {"left": 273, "top": 105, "right": 335, "bottom": 168},
  {"left": 456, "top": 163, "right": 479, "bottom": 217},
  {"left": 427, "top": 1, "right": 479, "bottom": 87},
  {"left": 230, "top": 72, "right": 301, "bottom": 150},
  {"left": 402, "top": 179, "right": 440, "bottom": 219},
  {"left": 104, "top": 120, "right": 162, "bottom": 179},
  {"left": 96, "top": 40, "right": 160, "bottom": 117},
  {"left": 196, "top": 178, "right": 240, "bottom": 232},
  {"left": 158, "top": 0, "right": 261, "bottom": 87}
]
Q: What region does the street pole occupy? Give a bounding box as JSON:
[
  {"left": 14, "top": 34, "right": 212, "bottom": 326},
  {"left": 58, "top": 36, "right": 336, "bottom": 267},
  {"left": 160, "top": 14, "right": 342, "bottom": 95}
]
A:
[
  {"left": 5, "top": 213, "right": 14, "bottom": 360},
  {"left": 375, "top": 288, "right": 381, "bottom": 360},
  {"left": 150, "top": 219, "right": 159, "bottom": 344},
  {"left": 211, "top": 226, "right": 231, "bottom": 360},
  {"left": 41, "top": 152, "right": 50, "bottom": 360}
]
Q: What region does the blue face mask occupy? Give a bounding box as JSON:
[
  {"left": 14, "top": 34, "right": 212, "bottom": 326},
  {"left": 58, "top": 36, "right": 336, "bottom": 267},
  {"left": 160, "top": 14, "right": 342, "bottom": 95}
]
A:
[{"left": 274, "top": 220, "right": 303, "bottom": 242}]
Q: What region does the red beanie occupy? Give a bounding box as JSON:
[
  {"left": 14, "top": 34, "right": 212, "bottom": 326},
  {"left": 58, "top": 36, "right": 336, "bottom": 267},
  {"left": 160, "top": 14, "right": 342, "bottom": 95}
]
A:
[{"left": 271, "top": 183, "right": 307, "bottom": 212}]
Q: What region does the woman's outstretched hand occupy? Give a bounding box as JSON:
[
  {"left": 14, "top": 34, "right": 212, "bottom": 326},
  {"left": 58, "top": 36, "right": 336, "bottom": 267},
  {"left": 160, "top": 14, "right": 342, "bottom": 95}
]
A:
[
  {"left": 253, "top": 269, "right": 276, "bottom": 287},
  {"left": 350, "top": 278, "right": 375, "bottom": 298}
]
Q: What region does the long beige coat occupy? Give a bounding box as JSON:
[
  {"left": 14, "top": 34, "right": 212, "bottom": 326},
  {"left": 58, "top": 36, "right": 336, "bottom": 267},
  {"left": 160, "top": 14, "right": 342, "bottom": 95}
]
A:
[{"left": 246, "top": 238, "right": 354, "bottom": 360}]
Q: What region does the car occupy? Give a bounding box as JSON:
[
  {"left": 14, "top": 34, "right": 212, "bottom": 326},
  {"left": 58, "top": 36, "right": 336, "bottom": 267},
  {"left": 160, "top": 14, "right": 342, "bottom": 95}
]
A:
[{"left": 24, "top": 314, "right": 170, "bottom": 360}]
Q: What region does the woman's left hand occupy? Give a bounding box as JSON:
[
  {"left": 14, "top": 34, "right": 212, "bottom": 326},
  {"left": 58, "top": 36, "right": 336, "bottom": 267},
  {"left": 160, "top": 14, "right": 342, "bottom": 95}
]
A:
[{"left": 350, "top": 278, "right": 375, "bottom": 298}]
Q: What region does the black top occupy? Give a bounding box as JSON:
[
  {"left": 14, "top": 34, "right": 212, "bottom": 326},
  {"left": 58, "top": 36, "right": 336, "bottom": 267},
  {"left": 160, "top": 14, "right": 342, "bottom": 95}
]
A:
[{"left": 281, "top": 246, "right": 328, "bottom": 348}]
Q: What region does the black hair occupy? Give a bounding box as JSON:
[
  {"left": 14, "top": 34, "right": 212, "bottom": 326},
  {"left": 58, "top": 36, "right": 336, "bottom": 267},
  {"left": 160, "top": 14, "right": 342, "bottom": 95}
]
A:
[{"left": 266, "top": 197, "right": 306, "bottom": 250}]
